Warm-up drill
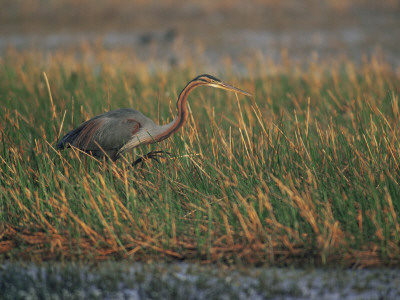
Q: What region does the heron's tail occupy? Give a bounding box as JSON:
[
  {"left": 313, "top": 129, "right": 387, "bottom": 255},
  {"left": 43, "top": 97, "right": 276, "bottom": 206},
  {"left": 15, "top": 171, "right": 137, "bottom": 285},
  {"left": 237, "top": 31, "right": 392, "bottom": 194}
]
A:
[{"left": 57, "top": 127, "right": 83, "bottom": 149}]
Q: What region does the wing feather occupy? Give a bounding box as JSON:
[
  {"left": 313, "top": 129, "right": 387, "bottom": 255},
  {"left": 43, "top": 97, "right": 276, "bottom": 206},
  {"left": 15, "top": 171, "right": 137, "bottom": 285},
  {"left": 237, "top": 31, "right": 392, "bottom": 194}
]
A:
[
  {"left": 58, "top": 110, "right": 143, "bottom": 159},
  {"left": 74, "top": 118, "right": 105, "bottom": 149}
]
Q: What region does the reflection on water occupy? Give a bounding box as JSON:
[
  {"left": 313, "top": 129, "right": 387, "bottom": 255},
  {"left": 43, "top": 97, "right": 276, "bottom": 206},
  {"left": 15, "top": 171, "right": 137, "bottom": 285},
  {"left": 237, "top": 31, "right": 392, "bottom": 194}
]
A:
[{"left": 1, "top": 262, "right": 399, "bottom": 299}]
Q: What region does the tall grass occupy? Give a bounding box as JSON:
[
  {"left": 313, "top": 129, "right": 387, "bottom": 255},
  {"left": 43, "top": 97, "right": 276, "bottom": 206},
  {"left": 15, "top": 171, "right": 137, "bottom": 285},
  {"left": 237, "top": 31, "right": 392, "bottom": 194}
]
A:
[{"left": 1, "top": 47, "right": 399, "bottom": 267}]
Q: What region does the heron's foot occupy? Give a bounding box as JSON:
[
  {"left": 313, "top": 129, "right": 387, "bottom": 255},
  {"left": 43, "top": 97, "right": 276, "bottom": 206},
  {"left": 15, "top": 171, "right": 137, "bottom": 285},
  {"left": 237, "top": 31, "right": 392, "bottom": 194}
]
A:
[{"left": 132, "top": 151, "right": 171, "bottom": 166}]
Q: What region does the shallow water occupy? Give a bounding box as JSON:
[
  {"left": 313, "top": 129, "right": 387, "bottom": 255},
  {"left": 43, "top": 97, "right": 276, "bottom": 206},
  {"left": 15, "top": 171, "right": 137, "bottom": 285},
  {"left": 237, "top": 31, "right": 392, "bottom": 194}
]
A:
[{"left": 1, "top": 262, "right": 399, "bottom": 300}]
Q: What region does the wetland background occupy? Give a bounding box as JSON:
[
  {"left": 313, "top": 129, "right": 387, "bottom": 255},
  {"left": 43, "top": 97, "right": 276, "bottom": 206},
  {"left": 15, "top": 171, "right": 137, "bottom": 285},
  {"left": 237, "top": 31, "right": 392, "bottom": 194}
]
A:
[
  {"left": 1, "top": 0, "right": 400, "bottom": 298},
  {"left": 1, "top": 0, "right": 400, "bottom": 68}
]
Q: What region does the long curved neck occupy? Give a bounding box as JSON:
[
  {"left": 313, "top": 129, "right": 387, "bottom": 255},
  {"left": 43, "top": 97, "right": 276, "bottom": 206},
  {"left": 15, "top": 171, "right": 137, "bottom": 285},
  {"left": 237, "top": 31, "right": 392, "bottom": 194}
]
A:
[{"left": 155, "top": 80, "right": 204, "bottom": 141}]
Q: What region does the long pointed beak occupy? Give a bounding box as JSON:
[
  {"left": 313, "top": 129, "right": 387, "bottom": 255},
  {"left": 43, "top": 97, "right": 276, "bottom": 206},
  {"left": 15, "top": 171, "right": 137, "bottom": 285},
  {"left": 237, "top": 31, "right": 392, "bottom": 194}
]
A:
[{"left": 211, "top": 82, "right": 252, "bottom": 97}]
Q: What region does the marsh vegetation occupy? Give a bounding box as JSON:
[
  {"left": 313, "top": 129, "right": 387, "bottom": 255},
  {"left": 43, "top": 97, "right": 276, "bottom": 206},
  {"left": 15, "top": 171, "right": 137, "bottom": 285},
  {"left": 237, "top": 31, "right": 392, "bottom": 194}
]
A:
[{"left": 1, "top": 46, "right": 399, "bottom": 267}]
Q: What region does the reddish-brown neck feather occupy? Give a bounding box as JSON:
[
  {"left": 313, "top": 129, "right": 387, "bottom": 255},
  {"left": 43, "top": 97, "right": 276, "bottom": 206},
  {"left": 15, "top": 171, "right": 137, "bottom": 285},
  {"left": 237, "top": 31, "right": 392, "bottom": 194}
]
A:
[{"left": 154, "top": 80, "right": 204, "bottom": 141}]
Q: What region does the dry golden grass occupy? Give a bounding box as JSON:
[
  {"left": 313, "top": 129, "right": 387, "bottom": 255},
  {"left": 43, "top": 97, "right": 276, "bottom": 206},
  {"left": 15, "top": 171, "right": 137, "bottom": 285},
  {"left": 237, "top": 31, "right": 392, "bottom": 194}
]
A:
[{"left": 1, "top": 46, "right": 400, "bottom": 267}]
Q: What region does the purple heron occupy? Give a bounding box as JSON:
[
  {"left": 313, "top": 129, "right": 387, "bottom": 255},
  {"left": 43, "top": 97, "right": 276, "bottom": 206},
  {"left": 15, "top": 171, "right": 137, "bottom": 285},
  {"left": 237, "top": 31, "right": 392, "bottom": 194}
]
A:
[{"left": 57, "top": 74, "right": 251, "bottom": 165}]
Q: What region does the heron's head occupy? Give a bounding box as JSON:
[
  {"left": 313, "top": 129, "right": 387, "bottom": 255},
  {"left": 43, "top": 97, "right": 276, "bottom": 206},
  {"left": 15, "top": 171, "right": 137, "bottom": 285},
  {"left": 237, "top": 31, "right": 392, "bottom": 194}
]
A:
[{"left": 194, "top": 74, "right": 252, "bottom": 97}]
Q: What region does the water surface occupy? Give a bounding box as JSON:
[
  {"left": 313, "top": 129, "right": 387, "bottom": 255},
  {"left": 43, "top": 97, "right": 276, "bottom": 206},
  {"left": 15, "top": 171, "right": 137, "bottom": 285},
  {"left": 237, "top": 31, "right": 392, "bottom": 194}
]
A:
[{"left": 1, "top": 262, "right": 399, "bottom": 299}]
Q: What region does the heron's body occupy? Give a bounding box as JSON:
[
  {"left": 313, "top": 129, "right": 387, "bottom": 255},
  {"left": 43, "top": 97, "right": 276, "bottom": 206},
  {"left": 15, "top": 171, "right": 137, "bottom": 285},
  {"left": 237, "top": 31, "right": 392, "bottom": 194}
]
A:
[
  {"left": 58, "top": 74, "right": 250, "bottom": 163},
  {"left": 58, "top": 108, "right": 166, "bottom": 160}
]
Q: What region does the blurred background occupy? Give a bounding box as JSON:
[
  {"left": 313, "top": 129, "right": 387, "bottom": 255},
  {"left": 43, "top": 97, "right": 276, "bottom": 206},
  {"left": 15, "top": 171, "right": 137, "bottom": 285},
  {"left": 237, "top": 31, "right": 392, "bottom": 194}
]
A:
[{"left": 1, "top": 0, "right": 399, "bottom": 69}]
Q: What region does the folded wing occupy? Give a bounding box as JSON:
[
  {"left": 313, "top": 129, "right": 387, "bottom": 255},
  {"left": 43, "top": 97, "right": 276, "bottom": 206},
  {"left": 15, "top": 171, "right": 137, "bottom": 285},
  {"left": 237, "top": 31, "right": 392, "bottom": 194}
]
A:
[{"left": 58, "top": 114, "right": 141, "bottom": 160}]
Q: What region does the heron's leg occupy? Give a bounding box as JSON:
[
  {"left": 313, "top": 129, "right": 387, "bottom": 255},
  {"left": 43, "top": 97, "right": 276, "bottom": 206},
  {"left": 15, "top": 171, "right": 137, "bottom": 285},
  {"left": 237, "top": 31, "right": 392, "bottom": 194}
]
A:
[{"left": 132, "top": 151, "right": 171, "bottom": 166}]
